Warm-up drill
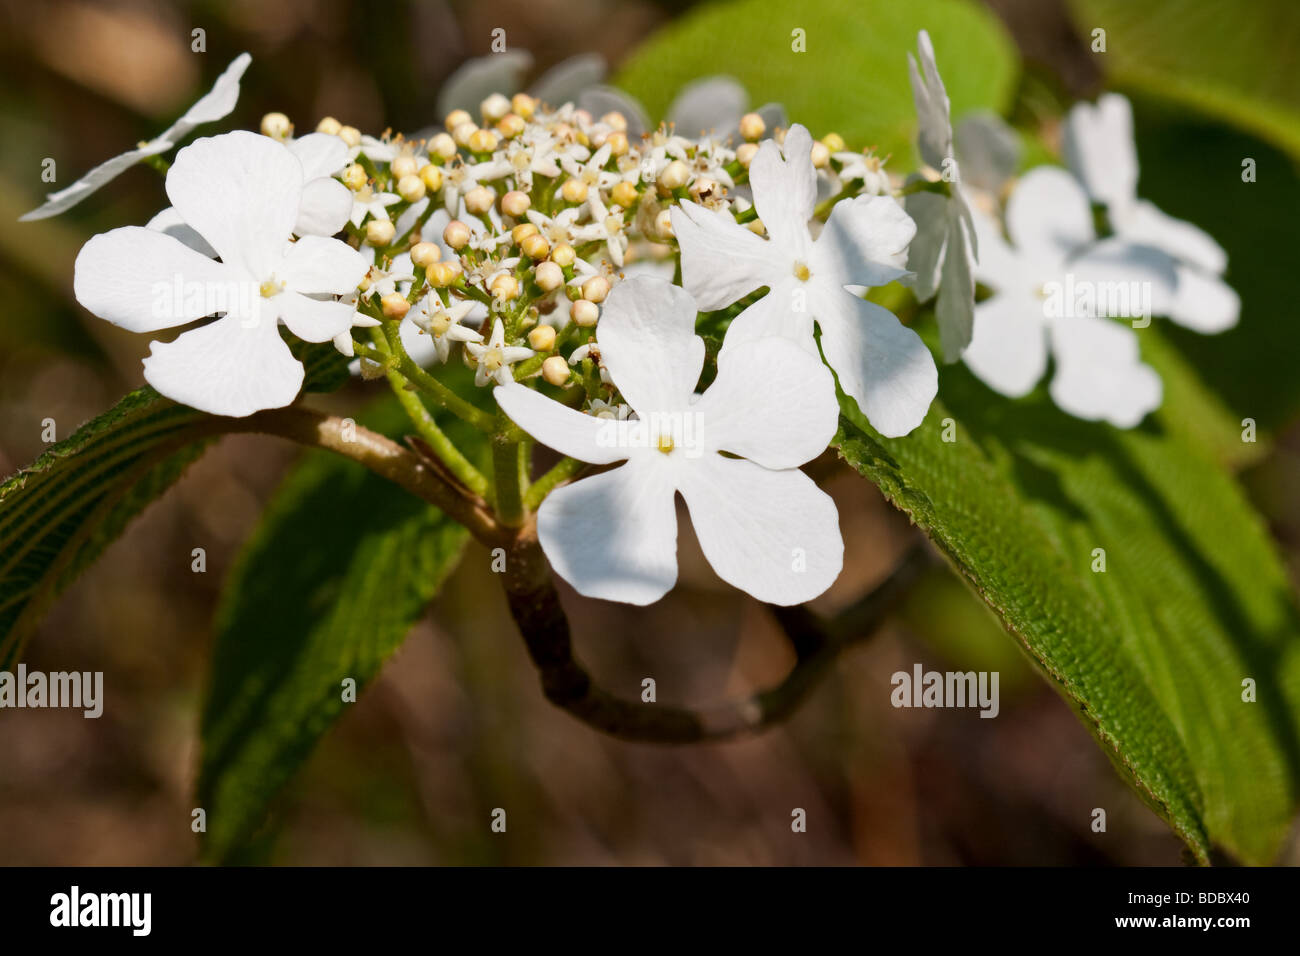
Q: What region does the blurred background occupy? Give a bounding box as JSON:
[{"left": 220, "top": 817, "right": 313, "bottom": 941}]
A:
[{"left": 1, "top": 0, "right": 1297, "bottom": 865}]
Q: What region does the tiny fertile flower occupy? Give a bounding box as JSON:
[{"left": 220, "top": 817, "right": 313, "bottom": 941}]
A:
[
  {"left": 671, "top": 123, "right": 937, "bottom": 438},
  {"left": 21, "top": 53, "right": 252, "bottom": 221},
  {"left": 466, "top": 318, "right": 533, "bottom": 386},
  {"left": 73, "top": 131, "right": 367, "bottom": 417},
  {"left": 408, "top": 299, "right": 483, "bottom": 365},
  {"left": 963, "top": 166, "right": 1176, "bottom": 427},
  {"left": 1064, "top": 93, "right": 1239, "bottom": 333},
  {"left": 903, "top": 30, "right": 979, "bottom": 363},
  {"left": 495, "top": 276, "right": 843, "bottom": 606}
]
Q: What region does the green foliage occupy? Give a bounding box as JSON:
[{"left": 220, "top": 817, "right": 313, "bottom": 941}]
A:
[
  {"left": 197, "top": 400, "right": 469, "bottom": 862},
  {"left": 835, "top": 353, "right": 1300, "bottom": 863},
  {"left": 1068, "top": 0, "right": 1300, "bottom": 159},
  {"left": 615, "top": 0, "right": 1019, "bottom": 165},
  {"left": 0, "top": 340, "right": 351, "bottom": 665}
]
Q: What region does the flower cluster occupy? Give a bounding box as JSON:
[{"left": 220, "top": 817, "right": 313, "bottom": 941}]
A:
[{"left": 37, "top": 33, "right": 1238, "bottom": 606}]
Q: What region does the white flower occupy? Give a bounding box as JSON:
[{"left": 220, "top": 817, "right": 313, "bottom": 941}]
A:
[
  {"left": 1064, "top": 93, "right": 1239, "bottom": 333},
  {"left": 495, "top": 277, "right": 842, "bottom": 605},
  {"left": 73, "top": 131, "right": 368, "bottom": 417},
  {"left": 671, "top": 123, "right": 937, "bottom": 438},
  {"left": 833, "top": 150, "right": 892, "bottom": 196},
  {"left": 465, "top": 319, "right": 533, "bottom": 386},
  {"left": 21, "top": 53, "right": 252, "bottom": 221},
  {"left": 903, "top": 30, "right": 979, "bottom": 363},
  {"left": 963, "top": 166, "right": 1176, "bottom": 427},
  {"left": 408, "top": 299, "right": 483, "bottom": 365},
  {"left": 349, "top": 184, "right": 401, "bottom": 228}
]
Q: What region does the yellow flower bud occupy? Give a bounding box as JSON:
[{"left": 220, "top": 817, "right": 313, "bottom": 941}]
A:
[
  {"left": 464, "top": 186, "right": 495, "bottom": 215},
  {"left": 410, "top": 241, "right": 442, "bottom": 268},
  {"left": 490, "top": 274, "right": 519, "bottom": 300},
  {"left": 481, "top": 92, "right": 511, "bottom": 123},
  {"left": 381, "top": 292, "right": 410, "bottom": 318},
  {"left": 419, "top": 163, "right": 443, "bottom": 192},
  {"left": 260, "top": 112, "right": 292, "bottom": 139},
  {"left": 501, "top": 190, "right": 531, "bottom": 218},
  {"left": 445, "top": 108, "right": 471, "bottom": 132},
  {"left": 658, "top": 160, "right": 689, "bottom": 191},
  {"left": 366, "top": 219, "right": 396, "bottom": 246},
  {"left": 610, "top": 181, "right": 638, "bottom": 209},
  {"left": 822, "top": 132, "right": 846, "bottom": 152},
  {"left": 496, "top": 113, "right": 525, "bottom": 138},
  {"left": 397, "top": 173, "right": 426, "bottom": 202},
  {"left": 739, "top": 112, "right": 766, "bottom": 142},
  {"left": 561, "top": 179, "right": 589, "bottom": 204},
  {"left": 655, "top": 209, "right": 674, "bottom": 238},
  {"left": 428, "top": 132, "right": 457, "bottom": 161},
  {"left": 391, "top": 155, "right": 418, "bottom": 180},
  {"left": 512, "top": 222, "right": 540, "bottom": 244},
  {"left": 452, "top": 122, "right": 478, "bottom": 147},
  {"left": 542, "top": 355, "right": 570, "bottom": 386},
  {"left": 550, "top": 243, "right": 576, "bottom": 267},
  {"left": 316, "top": 116, "right": 342, "bottom": 136},
  {"left": 534, "top": 260, "right": 564, "bottom": 291},
  {"left": 443, "top": 219, "right": 472, "bottom": 250},
  {"left": 427, "top": 260, "right": 463, "bottom": 287},
  {"left": 342, "top": 163, "right": 367, "bottom": 191},
  {"left": 581, "top": 275, "right": 610, "bottom": 304},
  {"left": 810, "top": 141, "right": 830, "bottom": 168},
  {"left": 468, "top": 128, "right": 500, "bottom": 153},
  {"left": 606, "top": 131, "right": 629, "bottom": 157},
  {"left": 338, "top": 125, "right": 362, "bottom": 148},
  {"left": 528, "top": 325, "right": 557, "bottom": 351},
  {"left": 736, "top": 143, "right": 759, "bottom": 167},
  {"left": 570, "top": 299, "right": 600, "bottom": 327},
  {"left": 520, "top": 233, "right": 551, "bottom": 260},
  {"left": 511, "top": 93, "right": 536, "bottom": 119}
]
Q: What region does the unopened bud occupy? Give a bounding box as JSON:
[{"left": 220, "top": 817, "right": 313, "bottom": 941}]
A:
[
  {"left": 511, "top": 222, "right": 539, "bottom": 244},
  {"left": 658, "top": 160, "right": 689, "bottom": 191},
  {"left": 443, "top": 219, "right": 472, "bottom": 250},
  {"left": 810, "top": 141, "right": 830, "bottom": 168},
  {"left": 496, "top": 113, "right": 525, "bottom": 138},
  {"left": 342, "top": 163, "right": 367, "bottom": 191},
  {"left": 419, "top": 163, "right": 443, "bottom": 192},
  {"left": 316, "top": 116, "right": 342, "bottom": 136},
  {"left": 581, "top": 275, "right": 610, "bottom": 303},
  {"left": 338, "top": 125, "right": 361, "bottom": 148},
  {"left": 739, "top": 112, "right": 765, "bottom": 141},
  {"left": 534, "top": 260, "right": 564, "bottom": 291},
  {"left": 528, "top": 325, "right": 557, "bottom": 351},
  {"left": 445, "top": 108, "right": 472, "bottom": 132},
  {"left": 468, "top": 128, "right": 500, "bottom": 153},
  {"left": 655, "top": 209, "right": 674, "bottom": 238},
  {"left": 428, "top": 132, "right": 456, "bottom": 160},
  {"left": 391, "top": 155, "right": 419, "bottom": 180},
  {"left": 481, "top": 92, "right": 511, "bottom": 123},
  {"left": 822, "top": 132, "right": 846, "bottom": 152},
  {"left": 520, "top": 233, "right": 550, "bottom": 260},
  {"left": 550, "top": 243, "right": 576, "bottom": 267},
  {"left": 511, "top": 93, "right": 536, "bottom": 119},
  {"left": 490, "top": 274, "right": 519, "bottom": 300},
  {"left": 366, "top": 219, "right": 396, "bottom": 246},
  {"left": 397, "top": 173, "right": 426, "bottom": 202},
  {"left": 427, "top": 260, "right": 463, "bottom": 287},
  {"left": 465, "top": 185, "right": 495, "bottom": 215},
  {"left": 409, "top": 241, "right": 441, "bottom": 268},
  {"left": 501, "top": 190, "right": 531, "bottom": 217},
  {"left": 542, "top": 355, "right": 570, "bottom": 386},
  {"left": 261, "top": 111, "right": 292, "bottom": 139},
  {"left": 610, "top": 181, "right": 638, "bottom": 209},
  {"left": 571, "top": 299, "right": 599, "bottom": 327},
  {"left": 736, "top": 143, "right": 759, "bottom": 167},
  {"left": 381, "top": 292, "right": 410, "bottom": 318},
  {"left": 452, "top": 122, "right": 478, "bottom": 147},
  {"left": 606, "top": 131, "right": 629, "bottom": 156},
  {"left": 561, "top": 179, "right": 589, "bottom": 204}
]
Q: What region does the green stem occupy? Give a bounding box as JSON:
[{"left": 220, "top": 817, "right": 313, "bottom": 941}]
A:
[
  {"left": 524, "top": 456, "right": 584, "bottom": 510},
  {"left": 492, "top": 417, "right": 528, "bottom": 527},
  {"left": 370, "top": 331, "right": 488, "bottom": 497},
  {"left": 379, "top": 323, "right": 495, "bottom": 431}
]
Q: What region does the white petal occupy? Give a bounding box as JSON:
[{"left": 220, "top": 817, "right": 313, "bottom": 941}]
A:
[
  {"left": 695, "top": 337, "right": 838, "bottom": 468},
  {"left": 1068, "top": 238, "right": 1178, "bottom": 319},
  {"left": 529, "top": 52, "right": 605, "bottom": 106},
  {"left": 671, "top": 200, "right": 778, "bottom": 310},
  {"left": 276, "top": 292, "right": 356, "bottom": 343},
  {"left": 287, "top": 133, "right": 348, "bottom": 180},
  {"left": 715, "top": 283, "right": 816, "bottom": 358},
  {"left": 279, "top": 235, "right": 368, "bottom": 295},
  {"left": 1048, "top": 316, "right": 1161, "bottom": 427},
  {"left": 74, "top": 226, "right": 235, "bottom": 332},
  {"left": 162, "top": 52, "right": 253, "bottom": 137},
  {"left": 908, "top": 30, "right": 954, "bottom": 172},
  {"left": 749, "top": 124, "right": 817, "bottom": 249},
  {"left": 1113, "top": 199, "right": 1227, "bottom": 274},
  {"left": 811, "top": 194, "right": 915, "bottom": 290},
  {"left": 494, "top": 383, "right": 628, "bottom": 464},
  {"left": 668, "top": 76, "right": 747, "bottom": 136},
  {"left": 147, "top": 206, "right": 217, "bottom": 257},
  {"left": 576, "top": 86, "right": 650, "bottom": 138},
  {"left": 969, "top": 202, "right": 1024, "bottom": 293},
  {"left": 954, "top": 111, "right": 1020, "bottom": 194},
  {"left": 1005, "top": 166, "right": 1095, "bottom": 269},
  {"left": 1063, "top": 93, "right": 1138, "bottom": 211},
  {"left": 935, "top": 205, "right": 976, "bottom": 363},
  {"left": 902, "top": 189, "right": 947, "bottom": 301},
  {"left": 962, "top": 294, "right": 1048, "bottom": 398},
  {"left": 166, "top": 131, "right": 303, "bottom": 276},
  {"left": 295, "top": 178, "right": 353, "bottom": 237},
  {"left": 677, "top": 455, "right": 842, "bottom": 605},
  {"left": 816, "top": 290, "right": 937, "bottom": 437},
  {"left": 143, "top": 313, "right": 304, "bottom": 417},
  {"left": 19, "top": 144, "right": 166, "bottom": 221},
  {"left": 1169, "top": 265, "right": 1240, "bottom": 333},
  {"left": 537, "top": 460, "right": 679, "bottom": 606},
  {"left": 597, "top": 277, "right": 704, "bottom": 415}
]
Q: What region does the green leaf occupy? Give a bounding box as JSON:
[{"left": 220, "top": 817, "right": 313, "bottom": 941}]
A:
[
  {"left": 1067, "top": 0, "right": 1300, "bottom": 159},
  {"left": 835, "top": 352, "right": 1300, "bottom": 864},
  {"left": 197, "top": 400, "right": 469, "bottom": 862},
  {"left": 615, "top": 0, "right": 1019, "bottom": 165},
  {"left": 0, "top": 340, "right": 355, "bottom": 664}
]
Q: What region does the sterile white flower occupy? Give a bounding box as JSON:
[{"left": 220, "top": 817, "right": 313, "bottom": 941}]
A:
[
  {"left": 495, "top": 276, "right": 843, "bottom": 606},
  {"left": 963, "top": 166, "right": 1176, "bottom": 427},
  {"left": 21, "top": 53, "right": 252, "bottom": 221},
  {"left": 1064, "top": 93, "right": 1239, "bottom": 333},
  {"left": 903, "top": 30, "right": 978, "bottom": 363},
  {"left": 671, "top": 123, "right": 937, "bottom": 438},
  {"left": 466, "top": 318, "right": 533, "bottom": 387},
  {"left": 73, "top": 131, "right": 368, "bottom": 417}
]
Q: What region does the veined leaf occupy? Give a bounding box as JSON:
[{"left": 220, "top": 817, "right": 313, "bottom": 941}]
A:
[
  {"left": 836, "top": 354, "right": 1300, "bottom": 864},
  {"left": 198, "top": 400, "right": 470, "bottom": 862},
  {"left": 615, "top": 0, "right": 1018, "bottom": 166},
  {"left": 0, "top": 340, "right": 352, "bottom": 665}
]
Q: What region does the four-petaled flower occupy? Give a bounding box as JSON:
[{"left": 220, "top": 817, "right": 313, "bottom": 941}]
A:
[
  {"left": 495, "top": 276, "right": 843, "bottom": 606},
  {"left": 671, "top": 123, "right": 937, "bottom": 438},
  {"left": 73, "top": 131, "right": 367, "bottom": 417},
  {"left": 466, "top": 318, "right": 533, "bottom": 386}
]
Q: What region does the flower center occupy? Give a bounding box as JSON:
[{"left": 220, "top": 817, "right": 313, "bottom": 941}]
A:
[
  {"left": 430, "top": 311, "right": 451, "bottom": 335},
  {"left": 656, "top": 434, "right": 675, "bottom": 455},
  {"left": 483, "top": 347, "right": 504, "bottom": 371},
  {"left": 793, "top": 261, "right": 812, "bottom": 282},
  {"left": 259, "top": 276, "right": 285, "bottom": 298}
]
